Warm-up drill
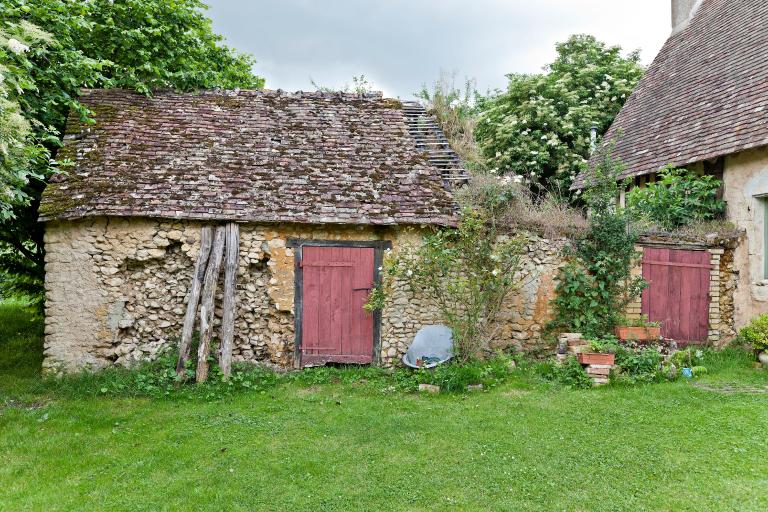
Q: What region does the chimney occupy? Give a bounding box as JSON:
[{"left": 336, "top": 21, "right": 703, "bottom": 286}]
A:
[{"left": 671, "top": 0, "right": 701, "bottom": 33}]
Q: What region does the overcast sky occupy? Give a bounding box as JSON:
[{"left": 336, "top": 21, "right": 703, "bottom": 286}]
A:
[{"left": 205, "top": 0, "right": 671, "bottom": 99}]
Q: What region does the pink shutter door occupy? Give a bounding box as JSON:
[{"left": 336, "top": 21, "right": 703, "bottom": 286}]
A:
[
  {"left": 641, "top": 248, "right": 710, "bottom": 343},
  {"left": 301, "top": 247, "right": 375, "bottom": 365}
]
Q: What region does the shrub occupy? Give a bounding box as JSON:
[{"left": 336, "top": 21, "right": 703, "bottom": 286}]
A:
[
  {"left": 386, "top": 206, "right": 527, "bottom": 362},
  {"left": 550, "top": 151, "right": 646, "bottom": 337},
  {"left": 41, "top": 349, "right": 282, "bottom": 401},
  {"left": 414, "top": 356, "right": 514, "bottom": 393},
  {"left": 538, "top": 356, "right": 593, "bottom": 389},
  {"left": 454, "top": 174, "right": 587, "bottom": 237},
  {"left": 738, "top": 314, "right": 768, "bottom": 352},
  {"left": 626, "top": 166, "right": 725, "bottom": 230},
  {"left": 669, "top": 347, "right": 705, "bottom": 369},
  {"left": 614, "top": 347, "right": 664, "bottom": 383}
]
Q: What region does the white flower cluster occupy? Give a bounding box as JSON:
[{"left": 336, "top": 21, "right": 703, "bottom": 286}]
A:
[
  {"left": 6, "top": 38, "right": 30, "bottom": 54},
  {"left": 499, "top": 175, "right": 523, "bottom": 185}
]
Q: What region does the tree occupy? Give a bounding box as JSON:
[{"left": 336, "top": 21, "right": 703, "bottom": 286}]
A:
[
  {"left": 474, "top": 34, "right": 644, "bottom": 194},
  {"left": 0, "top": 0, "right": 264, "bottom": 303},
  {"left": 626, "top": 166, "right": 725, "bottom": 230}
]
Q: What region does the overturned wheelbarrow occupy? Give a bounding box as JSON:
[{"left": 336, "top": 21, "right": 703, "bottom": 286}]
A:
[{"left": 402, "top": 325, "right": 453, "bottom": 369}]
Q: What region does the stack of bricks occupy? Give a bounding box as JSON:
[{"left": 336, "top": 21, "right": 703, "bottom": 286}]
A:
[
  {"left": 584, "top": 364, "right": 612, "bottom": 386},
  {"left": 558, "top": 333, "right": 614, "bottom": 386}
]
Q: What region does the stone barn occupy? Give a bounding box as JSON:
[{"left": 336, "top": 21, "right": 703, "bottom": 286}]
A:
[{"left": 40, "top": 89, "right": 566, "bottom": 374}]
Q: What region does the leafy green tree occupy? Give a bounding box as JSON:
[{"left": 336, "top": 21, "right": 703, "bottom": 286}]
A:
[
  {"left": 0, "top": 0, "right": 263, "bottom": 303},
  {"left": 474, "top": 34, "right": 644, "bottom": 193}
]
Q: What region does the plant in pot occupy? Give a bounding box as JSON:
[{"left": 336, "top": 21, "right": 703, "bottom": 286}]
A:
[
  {"left": 577, "top": 336, "right": 619, "bottom": 366},
  {"left": 669, "top": 348, "right": 705, "bottom": 378},
  {"left": 738, "top": 313, "right": 768, "bottom": 365},
  {"left": 615, "top": 315, "right": 661, "bottom": 342}
]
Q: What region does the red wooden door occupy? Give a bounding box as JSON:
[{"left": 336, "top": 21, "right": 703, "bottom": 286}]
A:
[
  {"left": 301, "top": 246, "right": 375, "bottom": 366},
  {"left": 641, "top": 247, "right": 710, "bottom": 343}
]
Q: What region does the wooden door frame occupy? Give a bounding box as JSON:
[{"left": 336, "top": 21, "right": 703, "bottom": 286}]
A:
[{"left": 287, "top": 239, "right": 392, "bottom": 368}]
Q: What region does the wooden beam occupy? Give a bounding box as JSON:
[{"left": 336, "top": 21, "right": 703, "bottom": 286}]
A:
[
  {"left": 196, "top": 225, "right": 226, "bottom": 383},
  {"left": 218, "top": 222, "right": 239, "bottom": 378},
  {"left": 176, "top": 226, "right": 213, "bottom": 377}
]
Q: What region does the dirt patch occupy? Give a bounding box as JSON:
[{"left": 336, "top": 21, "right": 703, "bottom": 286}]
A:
[
  {"left": 693, "top": 382, "right": 768, "bottom": 394},
  {"left": 296, "top": 386, "right": 319, "bottom": 397},
  {"left": 1, "top": 398, "right": 49, "bottom": 411},
  {"left": 502, "top": 389, "right": 532, "bottom": 398}
]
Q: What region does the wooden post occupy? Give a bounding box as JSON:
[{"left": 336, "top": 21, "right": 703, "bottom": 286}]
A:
[
  {"left": 219, "top": 222, "right": 239, "bottom": 378},
  {"left": 176, "top": 226, "right": 213, "bottom": 377},
  {"left": 196, "top": 225, "right": 226, "bottom": 383}
]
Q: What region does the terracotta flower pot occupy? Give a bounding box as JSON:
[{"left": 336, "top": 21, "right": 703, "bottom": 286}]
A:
[
  {"left": 577, "top": 352, "right": 615, "bottom": 366},
  {"left": 615, "top": 326, "right": 661, "bottom": 341}
]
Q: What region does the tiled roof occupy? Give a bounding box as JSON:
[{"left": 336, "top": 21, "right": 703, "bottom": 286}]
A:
[
  {"left": 40, "top": 89, "right": 460, "bottom": 226},
  {"left": 576, "top": 0, "right": 768, "bottom": 188}
]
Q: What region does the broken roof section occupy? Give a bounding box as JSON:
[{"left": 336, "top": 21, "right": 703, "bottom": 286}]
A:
[
  {"left": 576, "top": 0, "right": 768, "bottom": 188},
  {"left": 41, "top": 89, "right": 461, "bottom": 226}
]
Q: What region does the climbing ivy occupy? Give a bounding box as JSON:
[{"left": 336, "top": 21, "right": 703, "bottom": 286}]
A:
[{"left": 549, "top": 151, "right": 646, "bottom": 337}]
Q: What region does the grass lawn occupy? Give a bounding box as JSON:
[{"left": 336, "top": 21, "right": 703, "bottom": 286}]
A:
[{"left": 2, "top": 301, "right": 768, "bottom": 511}]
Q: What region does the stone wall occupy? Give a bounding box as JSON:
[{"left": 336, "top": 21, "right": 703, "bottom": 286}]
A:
[
  {"left": 44, "top": 217, "right": 571, "bottom": 372},
  {"left": 495, "top": 235, "right": 569, "bottom": 354}
]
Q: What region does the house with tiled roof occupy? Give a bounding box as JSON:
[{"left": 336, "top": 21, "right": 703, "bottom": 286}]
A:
[
  {"left": 580, "top": 0, "right": 768, "bottom": 337},
  {"left": 40, "top": 89, "right": 467, "bottom": 372}
]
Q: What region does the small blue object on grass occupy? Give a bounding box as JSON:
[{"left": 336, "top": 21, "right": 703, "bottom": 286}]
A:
[
  {"left": 682, "top": 367, "right": 693, "bottom": 378},
  {"left": 402, "top": 325, "right": 453, "bottom": 369}
]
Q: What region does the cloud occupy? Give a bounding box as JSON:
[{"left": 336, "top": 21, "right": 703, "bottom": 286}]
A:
[{"left": 206, "top": 0, "right": 670, "bottom": 98}]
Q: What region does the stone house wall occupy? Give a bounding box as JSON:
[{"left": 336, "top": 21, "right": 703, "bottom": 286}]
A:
[
  {"left": 43, "top": 217, "right": 570, "bottom": 373},
  {"left": 722, "top": 146, "right": 768, "bottom": 330}
]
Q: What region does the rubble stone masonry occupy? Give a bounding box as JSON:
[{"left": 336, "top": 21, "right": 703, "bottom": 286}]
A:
[{"left": 43, "top": 217, "right": 570, "bottom": 373}]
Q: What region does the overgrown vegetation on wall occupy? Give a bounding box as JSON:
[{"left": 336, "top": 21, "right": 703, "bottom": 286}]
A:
[
  {"left": 549, "top": 151, "right": 646, "bottom": 337},
  {"left": 417, "top": 72, "right": 485, "bottom": 172},
  {"left": 455, "top": 175, "right": 587, "bottom": 238},
  {"left": 626, "top": 166, "right": 726, "bottom": 230},
  {"left": 381, "top": 205, "right": 527, "bottom": 362}
]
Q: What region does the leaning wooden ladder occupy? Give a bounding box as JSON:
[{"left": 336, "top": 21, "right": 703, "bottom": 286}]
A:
[{"left": 176, "top": 223, "right": 240, "bottom": 382}]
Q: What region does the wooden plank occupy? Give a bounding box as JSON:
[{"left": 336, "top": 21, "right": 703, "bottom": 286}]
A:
[
  {"left": 642, "top": 260, "right": 712, "bottom": 269},
  {"left": 670, "top": 250, "right": 686, "bottom": 340},
  {"left": 218, "top": 222, "right": 239, "bottom": 379},
  {"left": 350, "top": 248, "right": 374, "bottom": 358},
  {"left": 196, "top": 225, "right": 226, "bottom": 383},
  {"left": 648, "top": 248, "right": 664, "bottom": 335},
  {"left": 176, "top": 226, "right": 213, "bottom": 377}
]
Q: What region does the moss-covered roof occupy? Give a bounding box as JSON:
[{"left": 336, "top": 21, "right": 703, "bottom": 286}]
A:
[{"left": 40, "top": 89, "right": 457, "bottom": 225}]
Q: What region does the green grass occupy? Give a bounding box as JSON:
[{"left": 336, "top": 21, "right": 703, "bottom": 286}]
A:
[{"left": 2, "top": 301, "right": 768, "bottom": 511}]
